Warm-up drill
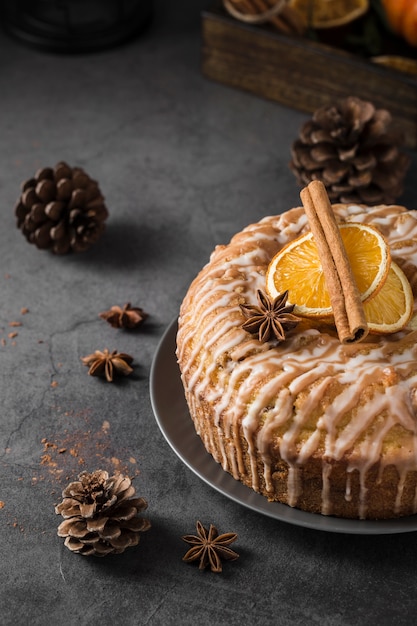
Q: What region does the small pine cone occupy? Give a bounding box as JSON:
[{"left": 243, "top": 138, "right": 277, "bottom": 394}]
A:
[
  {"left": 15, "top": 162, "right": 108, "bottom": 254},
  {"left": 289, "top": 97, "right": 410, "bottom": 205},
  {"left": 55, "top": 470, "right": 151, "bottom": 556}
]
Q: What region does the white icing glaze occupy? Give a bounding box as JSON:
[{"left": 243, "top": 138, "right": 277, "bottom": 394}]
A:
[{"left": 177, "top": 204, "right": 417, "bottom": 518}]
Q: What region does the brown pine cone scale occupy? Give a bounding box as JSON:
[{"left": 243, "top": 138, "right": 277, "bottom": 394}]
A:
[{"left": 15, "top": 162, "right": 108, "bottom": 254}]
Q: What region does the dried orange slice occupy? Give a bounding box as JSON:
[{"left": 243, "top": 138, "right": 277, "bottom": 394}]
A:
[
  {"left": 363, "top": 262, "right": 413, "bottom": 334},
  {"left": 289, "top": 0, "right": 369, "bottom": 29},
  {"left": 371, "top": 55, "right": 417, "bottom": 77},
  {"left": 266, "top": 223, "right": 390, "bottom": 317}
]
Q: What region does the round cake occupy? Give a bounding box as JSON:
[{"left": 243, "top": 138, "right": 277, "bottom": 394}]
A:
[{"left": 176, "top": 203, "right": 417, "bottom": 520}]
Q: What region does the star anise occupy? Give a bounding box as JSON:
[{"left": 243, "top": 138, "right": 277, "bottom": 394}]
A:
[
  {"left": 81, "top": 349, "right": 134, "bottom": 382},
  {"left": 99, "top": 303, "right": 148, "bottom": 329},
  {"left": 181, "top": 520, "right": 239, "bottom": 573},
  {"left": 240, "top": 289, "right": 300, "bottom": 343}
]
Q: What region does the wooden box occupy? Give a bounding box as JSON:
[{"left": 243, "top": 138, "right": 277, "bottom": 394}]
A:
[{"left": 201, "top": 1, "right": 417, "bottom": 148}]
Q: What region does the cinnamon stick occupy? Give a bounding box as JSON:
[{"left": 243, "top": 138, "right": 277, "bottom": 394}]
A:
[{"left": 300, "top": 181, "right": 368, "bottom": 344}]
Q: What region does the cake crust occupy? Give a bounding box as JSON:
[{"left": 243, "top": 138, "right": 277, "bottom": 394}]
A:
[{"left": 177, "top": 204, "right": 417, "bottom": 519}]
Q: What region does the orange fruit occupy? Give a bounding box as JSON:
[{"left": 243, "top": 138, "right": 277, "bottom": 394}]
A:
[
  {"left": 363, "top": 262, "right": 414, "bottom": 334},
  {"left": 401, "top": 3, "right": 417, "bottom": 48},
  {"left": 289, "top": 0, "right": 369, "bottom": 29},
  {"left": 381, "top": 0, "right": 408, "bottom": 33},
  {"left": 266, "top": 223, "right": 390, "bottom": 317},
  {"left": 382, "top": 0, "right": 417, "bottom": 47}
]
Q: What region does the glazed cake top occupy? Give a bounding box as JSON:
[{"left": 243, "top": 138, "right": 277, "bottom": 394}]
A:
[{"left": 177, "top": 204, "right": 417, "bottom": 518}]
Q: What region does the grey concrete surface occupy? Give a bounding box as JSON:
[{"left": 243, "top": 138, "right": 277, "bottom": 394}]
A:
[{"left": 1, "top": 2, "right": 417, "bottom": 625}]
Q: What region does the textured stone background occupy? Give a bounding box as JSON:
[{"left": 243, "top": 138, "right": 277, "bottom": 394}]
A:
[{"left": 1, "top": 1, "right": 417, "bottom": 625}]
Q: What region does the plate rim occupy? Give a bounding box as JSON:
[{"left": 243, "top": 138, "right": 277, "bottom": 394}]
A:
[{"left": 150, "top": 317, "right": 417, "bottom": 535}]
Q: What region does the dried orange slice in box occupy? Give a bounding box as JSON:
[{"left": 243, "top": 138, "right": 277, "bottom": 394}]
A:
[
  {"left": 362, "top": 262, "right": 413, "bottom": 334},
  {"left": 266, "top": 223, "right": 390, "bottom": 318},
  {"left": 371, "top": 55, "right": 417, "bottom": 77},
  {"left": 289, "top": 0, "right": 369, "bottom": 29}
]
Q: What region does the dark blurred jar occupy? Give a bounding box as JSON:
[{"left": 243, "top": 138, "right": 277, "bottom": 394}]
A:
[{"left": 1, "top": 0, "right": 153, "bottom": 53}]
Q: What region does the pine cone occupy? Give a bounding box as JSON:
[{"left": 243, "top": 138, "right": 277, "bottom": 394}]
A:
[
  {"left": 55, "top": 470, "right": 151, "bottom": 556},
  {"left": 15, "top": 162, "right": 108, "bottom": 254},
  {"left": 289, "top": 97, "right": 410, "bottom": 205}
]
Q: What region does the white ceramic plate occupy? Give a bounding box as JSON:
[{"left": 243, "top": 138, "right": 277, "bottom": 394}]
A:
[{"left": 150, "top": 318, "right": 417, "bottom": 534}]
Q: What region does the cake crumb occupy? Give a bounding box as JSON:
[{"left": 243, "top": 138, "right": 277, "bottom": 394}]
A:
[
  {"left": 36, "top": 410, "right": 141, "bottom": 487},
  {"left": 41, "top": 454, "right": 57, "bottom": 467}
]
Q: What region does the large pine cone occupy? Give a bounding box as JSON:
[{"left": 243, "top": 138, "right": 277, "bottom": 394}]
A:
[
  {"left": 290, "top": 97, "right": 410, "bottom": 204},
  {"left": 55, "top": 470, "right": 151, "bottom": 556},
  {"left": 15, "top": 162, "right": 108, "bottom": 254}
]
